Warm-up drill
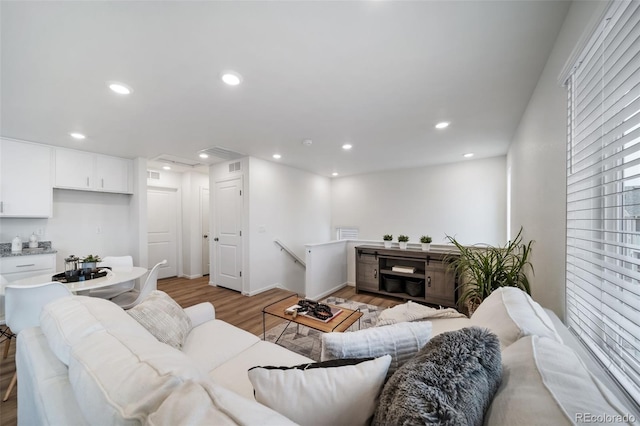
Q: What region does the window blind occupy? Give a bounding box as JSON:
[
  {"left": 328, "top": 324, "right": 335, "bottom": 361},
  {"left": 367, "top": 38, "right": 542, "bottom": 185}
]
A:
[{"left": 566, "top": 0, "right": 640, "bottom": 403}]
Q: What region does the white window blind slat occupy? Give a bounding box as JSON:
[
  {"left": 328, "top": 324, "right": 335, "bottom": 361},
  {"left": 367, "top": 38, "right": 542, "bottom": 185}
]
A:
[{"left": 566, "top": 0, "right": 640, "bottom": 404}]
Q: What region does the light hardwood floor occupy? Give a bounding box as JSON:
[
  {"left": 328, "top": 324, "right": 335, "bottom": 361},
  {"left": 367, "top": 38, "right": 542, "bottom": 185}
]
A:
[{"left": 0, "top": 276, "right": 401, "bottom": 426}]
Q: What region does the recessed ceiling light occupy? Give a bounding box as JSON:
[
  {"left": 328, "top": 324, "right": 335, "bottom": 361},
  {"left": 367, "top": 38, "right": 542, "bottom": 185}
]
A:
[
  {"left": 342, "top": 144, "right": 353, "bottom": 150},
  {"left": 70, "top": 132, "right": 86, "bottom": 140},
  {"left": 332, "top": 172, "right": 339, "bottom": 177},
  {"left": 272, "top": 154, "right": 282, "bottom": 159},
  {"left": 162, "top": 165, "right": 171, "bottom": 170},
  {"left": 221, "top": 71, "right": 242, "bottom": 86},
  {"left": 463, "top": 153, "right": 474, "bottom": 158},
  {"left": 435, "top": 122, "right": 450, "bottom": 129},
  {"left": 108, "top": 82, "right": 132, "bottom": 95},
  {"left": 199, "top": 153, "right": 209, "bottom": 159}
]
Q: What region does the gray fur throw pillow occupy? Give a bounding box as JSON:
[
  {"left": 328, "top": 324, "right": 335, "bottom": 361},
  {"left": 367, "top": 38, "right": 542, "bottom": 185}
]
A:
[{"left": 372, "top": 327, "right": 502, "bottom": 426}]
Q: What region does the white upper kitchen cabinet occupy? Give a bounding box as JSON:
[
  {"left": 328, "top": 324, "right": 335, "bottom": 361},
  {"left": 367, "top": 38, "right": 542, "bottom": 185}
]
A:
[
  {"left": 54, "top": 148, "right": 133, "bottom": 194},
  {"left": 95, "top": 154, "right": 132, "bottom": 193},
  {"left": 0, "top": 139, "right": 53, "bottom": 217}
]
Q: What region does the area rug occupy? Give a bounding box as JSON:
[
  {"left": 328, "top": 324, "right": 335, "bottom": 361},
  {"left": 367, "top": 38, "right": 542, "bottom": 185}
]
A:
[{"left": 262, "top": 297, "right": 381, "bottom": 361}]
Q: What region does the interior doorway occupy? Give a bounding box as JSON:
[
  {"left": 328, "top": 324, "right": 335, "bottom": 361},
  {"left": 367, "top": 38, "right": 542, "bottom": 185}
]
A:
[
  {"left": 213, "top": 177, "right": 243, "bottom": 292},
  {"left": 147, "top": 187, "right": 178, "bottom": 279}
]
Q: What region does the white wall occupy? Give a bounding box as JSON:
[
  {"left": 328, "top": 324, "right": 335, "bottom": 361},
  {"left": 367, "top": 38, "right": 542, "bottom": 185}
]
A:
[
  {"left": 130, "top": 158, "right": 148, "bottom": 268},
  {"left": 507, "top": 0, "right": 607, "bottom": 319},
  {"left": 248, "top": 157, "right": 332, "bottom": 295},
  {"left": 331, "top": 156, "right": 507, "bottom": 246},
  {"left": 305, "top": 240, "right": 348, "bottom": 300}
]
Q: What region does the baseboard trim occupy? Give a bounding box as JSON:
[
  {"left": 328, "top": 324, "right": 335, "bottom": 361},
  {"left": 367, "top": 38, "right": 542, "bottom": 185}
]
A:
[
  {"left": 180, "top": 274, "right": 202, "bottom": 280},
  {"left": 307, "top": 282, "right": 348, "bottom": 301},
  {"left": 246, "top": 284, "right": 284, "bottom": 297}
]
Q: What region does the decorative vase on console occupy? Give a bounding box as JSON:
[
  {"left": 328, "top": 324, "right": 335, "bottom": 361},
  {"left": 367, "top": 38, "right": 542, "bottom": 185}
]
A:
[
  {"left": 398, "top": 235, "right": 409, "bottom": 250},
  {"left": 383, "top": 234, "right": 393, "bottom": 249}
]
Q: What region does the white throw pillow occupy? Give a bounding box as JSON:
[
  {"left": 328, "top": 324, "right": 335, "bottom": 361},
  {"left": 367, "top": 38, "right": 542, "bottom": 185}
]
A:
[
  {"left": 128, "top": 290, "right": 192, "bottom": 349},
  {"left": 485, "top": 336, "right": 635, "bottom": 426},
  {"left": 248, "top": 356, "right": 392, "bottom": 426},
  {"left": 321, "top": 321, "right": 432, "bottom": 378},
  {"left": 470, "top": 287, "right": 562, "bottom": 348}
]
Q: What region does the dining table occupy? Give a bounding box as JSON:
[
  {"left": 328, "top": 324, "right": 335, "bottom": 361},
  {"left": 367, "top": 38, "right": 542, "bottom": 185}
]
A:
[{"left": 9, "top": 266, "right": 148, "bottom": 294}]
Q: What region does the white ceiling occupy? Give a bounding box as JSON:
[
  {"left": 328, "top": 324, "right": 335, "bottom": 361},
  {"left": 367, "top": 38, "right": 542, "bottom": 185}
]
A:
[{"left": 1, "top": 1, "right": 571, "bottom": 177}]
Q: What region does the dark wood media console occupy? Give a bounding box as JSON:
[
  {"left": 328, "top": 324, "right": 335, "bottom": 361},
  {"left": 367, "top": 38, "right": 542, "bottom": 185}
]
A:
[{"left": 355, "top": 245, "right": 458, "bottom": 308}]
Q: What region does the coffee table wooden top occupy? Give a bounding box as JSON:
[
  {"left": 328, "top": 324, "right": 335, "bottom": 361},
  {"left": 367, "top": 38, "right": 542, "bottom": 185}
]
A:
[{"left": 263, "top": 294, "right": 363, "bottom": 333}]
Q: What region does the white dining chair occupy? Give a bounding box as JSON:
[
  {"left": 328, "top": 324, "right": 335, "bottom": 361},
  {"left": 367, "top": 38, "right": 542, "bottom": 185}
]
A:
[
  {"left": 0, "top": 275, "right": 12, "bottom": 360},
  {"left": 3, "top": 282, "right": 72, "bottom": 401},
  {"left": 89, "top": 255, "right": 135, "bottom": 299},
  {"left": 110, "top": 260, "right": 167, "bottom": 310}
]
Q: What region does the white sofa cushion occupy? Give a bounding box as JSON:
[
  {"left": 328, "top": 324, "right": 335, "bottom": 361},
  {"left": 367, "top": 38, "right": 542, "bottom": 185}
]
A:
[
  {"left": 183, "top": 302, "right": 216, "bottom": 327},
  {"left": 248, "top": 355, "right": 392, "bottom": 426},
  {"left": 40, "top": 295, "right": 153, "bottom": 366},
  {"left": 470, "top": 287, "right": 562, "bottom": 348},
  {"left": 148, "top": 380, "right": 298, "bottom": 426},
  {"left": 68, "top": 330, "right": 206, "bottom": 425},
  {"left": 182, "top": 319, "right": 260, "bottom": 372},
  {"left": 321, "top": 321, "right": 432, "bottom": 378},
  {"left": 16, "top": 328, "right": 89, "bottom": 426},
  {"left": 127, "top": 290, "right": 192, "bottom": 349},
  {"left": 210, "top": 340, "right": 313, "bottom": 400},
  {"left": 485, "top": 336, "right": 635, "bottom": 426}
]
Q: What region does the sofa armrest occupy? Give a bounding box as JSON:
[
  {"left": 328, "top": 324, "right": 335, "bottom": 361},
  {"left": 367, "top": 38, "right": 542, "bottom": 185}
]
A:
[{"left": 184, "top": 302, "right": 215, "bottom": 327}]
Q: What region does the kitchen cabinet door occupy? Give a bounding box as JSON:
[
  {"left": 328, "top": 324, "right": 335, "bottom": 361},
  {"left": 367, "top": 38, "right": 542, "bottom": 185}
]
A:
[
  {"left": 0, "top": 139, "right": 53, "bottom": 217},
  {"left": 54, "top": 148, "right": 132, "bottom": 194},
  {"left": 95, "top": 154, "right": 132, "bottom": 193},
  {"left": 54, "top": 148, "right": 94, "bottom": 190}
]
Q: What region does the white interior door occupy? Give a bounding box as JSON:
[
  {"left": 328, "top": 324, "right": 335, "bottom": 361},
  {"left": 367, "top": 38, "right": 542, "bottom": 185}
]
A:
[
  {"left": 213, "top": 177, "right": 243, "bottom": 292},
  {"left": 147, "top": 188, "right": 178, "bottom": 279},
  {"left": 201, "top": 187, "right": 210, "bottom": 276}
]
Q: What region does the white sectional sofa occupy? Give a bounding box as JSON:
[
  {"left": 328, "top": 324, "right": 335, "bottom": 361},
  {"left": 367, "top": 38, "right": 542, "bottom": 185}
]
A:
[
  {"left": 17, "top": 295, "right": 311, "bottom": 425},
  {"left": 16, "top": 288, "right": 639, "bottom": 425}
]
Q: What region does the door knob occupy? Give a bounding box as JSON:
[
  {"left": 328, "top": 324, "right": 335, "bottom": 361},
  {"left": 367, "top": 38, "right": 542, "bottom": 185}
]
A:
[
  {"left": 203, "top": 234, "right": 209, "bottom": 239},
  {"left": 214, "top": 237, "right": 219, "bottom": 241}
]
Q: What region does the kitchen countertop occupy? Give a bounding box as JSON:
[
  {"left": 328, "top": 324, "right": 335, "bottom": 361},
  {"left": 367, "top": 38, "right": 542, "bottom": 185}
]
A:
[{"left": 0, "top": 241, "right": 57, "bottom": 257}]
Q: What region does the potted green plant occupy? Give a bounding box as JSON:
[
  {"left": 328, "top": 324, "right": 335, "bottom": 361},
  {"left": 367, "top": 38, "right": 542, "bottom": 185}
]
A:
[
  {"left": 420, "top": 235, "right": 432, "bottom": 251},
  {"left": 397, "top": 235, "right": 409, "bottom": 250},
  {"left": 445, "top": 227, "right": 533, "bottom": 315},
  {"left": 81, "top": 254, "right": 102, "bottom": 273},
  {"left": 383, "top": 234, "right": 393, "bottom": 249}
]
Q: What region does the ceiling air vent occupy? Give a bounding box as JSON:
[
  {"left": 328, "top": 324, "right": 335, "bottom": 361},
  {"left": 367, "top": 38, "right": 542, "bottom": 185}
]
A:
[
  {"left": 147, "top": 170, "right": 160, "bottom": 180},
  {"left": 200, "top": 146, "right": 245, "bottom": 160},
  {"left": 152, "top": 154, "right": 204, "bottom": 168},
  {"left": 228, "top": 161, "right": 242, "bottom": 173}
]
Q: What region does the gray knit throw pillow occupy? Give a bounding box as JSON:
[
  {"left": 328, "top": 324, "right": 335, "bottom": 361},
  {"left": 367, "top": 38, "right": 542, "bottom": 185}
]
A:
[{"left": 372, "top": 327, "right": 502, "bottom": 426}]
